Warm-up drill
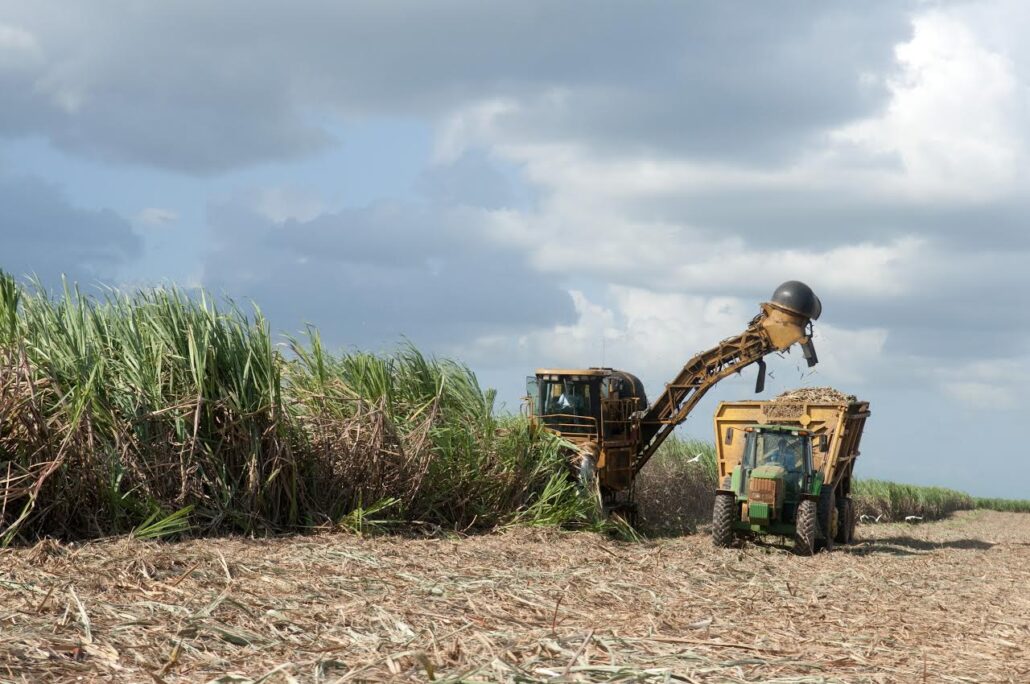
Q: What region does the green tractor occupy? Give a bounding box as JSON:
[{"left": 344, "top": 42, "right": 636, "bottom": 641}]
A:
[{"left": 711, "top": 397, "right": 870, "bottom": 555}]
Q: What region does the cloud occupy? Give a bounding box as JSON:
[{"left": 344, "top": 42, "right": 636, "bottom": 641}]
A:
[
  {"left": 0, "top": 2, "right": 913, "bottom": 173},
  {"left": 939, "top": 358, "right": 1028, "bottom": 409},
  {"left": 134, "top": 207, "right": 178, "bottom": 226},
  {"left": 0, "top": 174, "right": 140, "bottom": 283},
  {"left": 831, "top": 11, "right": 1023, "bottom": 200},
  {"left": 201, "top": 197, "right": 576, "bottom": 349},
  {"left": 454, "top": 285, "right": 886, "bottom": 398},
  {"left": 0, "top": 22, "right": 39, "bottom": 59},
  {"left": 254, "top": 187, "right": 325, "bottom": 224}
]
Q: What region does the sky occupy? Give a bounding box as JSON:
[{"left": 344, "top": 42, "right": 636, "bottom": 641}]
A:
[{"left": 1, "top": 1, "right": 1028, "bottom": 497}]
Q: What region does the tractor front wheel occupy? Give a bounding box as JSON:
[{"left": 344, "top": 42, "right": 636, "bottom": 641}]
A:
[
  {"left": 712, "top": 494, "right": 736, "bottom": 548},
  {"left": 794, "top": 499, "right": 818, "bottom": 556},
  {"left": 835, "top": 496, "right": 854, "bottom": 545}
]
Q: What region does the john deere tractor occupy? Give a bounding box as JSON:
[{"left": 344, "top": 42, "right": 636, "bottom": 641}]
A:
[{"left": 712, "top": 397, "right": 870, "bottom": 554}]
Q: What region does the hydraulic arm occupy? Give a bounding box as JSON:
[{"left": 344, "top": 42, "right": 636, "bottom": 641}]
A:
[{"left": 633, "top": 282, "right": 821, "bottom": 474}]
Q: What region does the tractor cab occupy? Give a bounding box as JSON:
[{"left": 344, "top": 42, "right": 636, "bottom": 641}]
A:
[{"left": 733, "top": 426, "right": 819, "bottom": 527}]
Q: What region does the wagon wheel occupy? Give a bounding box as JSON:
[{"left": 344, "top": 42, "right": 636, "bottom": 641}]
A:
[
  {"left": 817, "top": 487, "right": 836, "bottom": 552},
  {"left": 835, "top": 496, "right": 854, "bottom": 544}
]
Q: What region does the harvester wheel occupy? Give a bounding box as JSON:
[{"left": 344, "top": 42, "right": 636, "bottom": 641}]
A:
[
  {"left": 711, "top": 494, "right": 736, "bottom": 548},
  {"left": 835, "top": 497, "right": 854, "bottom": 545},
  {"left": 794, "top": 499, "right": 818, "bottom": 556},
  {"left": 817, "top": 488, "right": 836, "bottom": 551}
]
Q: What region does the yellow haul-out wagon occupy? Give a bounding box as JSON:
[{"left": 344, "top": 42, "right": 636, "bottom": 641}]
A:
[{"left": 711, "top": 395, "right": 870, "bottom": 555}]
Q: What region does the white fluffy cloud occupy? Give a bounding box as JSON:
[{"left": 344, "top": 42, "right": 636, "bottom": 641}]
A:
[
  {"left": 831, "top": 11, "right": 1023, "bottom": 201},
  {"left": 455, "top": 285, "right": 887, "bottom": 397}
]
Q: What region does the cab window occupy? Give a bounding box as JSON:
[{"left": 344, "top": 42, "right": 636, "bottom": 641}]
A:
[
  {"left": 541, "top": 379, "right": 593, "bottom": 417},
  {"left": 754, "top": 433, "right": 806, "bottom": 473}
]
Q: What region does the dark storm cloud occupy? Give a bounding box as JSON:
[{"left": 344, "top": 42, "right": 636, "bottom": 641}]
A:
[
  {"left": 202, "top": 200, "right": 575, "bottom": 349},
  {"left": 0, "top": 1, "right": 912, "bottom": 173},
  {"left": 0, "top": 175, "right": 140, "bottom": 283}
]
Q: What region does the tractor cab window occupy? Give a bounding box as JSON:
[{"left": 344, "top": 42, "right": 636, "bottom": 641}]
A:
[
  {"left": 746, "top": 431, "right": 811, "bottom": 493},
  {"left": 754, "top": 433, "right": 807, "bottom": 473}
]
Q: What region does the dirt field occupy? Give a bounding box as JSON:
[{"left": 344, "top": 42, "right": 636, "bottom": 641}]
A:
[{"left": 1, "top": 511, "right": 1028, "bottom": 683}]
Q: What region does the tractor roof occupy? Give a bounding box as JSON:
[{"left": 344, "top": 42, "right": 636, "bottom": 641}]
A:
[{"left": 753, "top": 424, "right": 812, "bottom": 434}]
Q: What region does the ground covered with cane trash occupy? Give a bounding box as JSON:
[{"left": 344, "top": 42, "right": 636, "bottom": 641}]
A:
[{"left": 2, "top": 510, "right": 1028, "bottom": 683}]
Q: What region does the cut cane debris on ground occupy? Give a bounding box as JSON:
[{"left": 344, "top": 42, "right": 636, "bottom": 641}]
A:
[{"left": 1, "top": 511, "right": 1027, "bottom": 682}]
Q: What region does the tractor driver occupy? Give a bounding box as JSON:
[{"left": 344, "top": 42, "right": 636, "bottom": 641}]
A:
[{"left": 763, "top": 436, "right": 804, "bottom": 472}]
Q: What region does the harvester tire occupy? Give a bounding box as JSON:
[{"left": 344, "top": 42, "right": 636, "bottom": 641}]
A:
[
  {"left": 794, "top": 499, "right": 818, "bottom": 556},
  {"left": 835, "top": 497, "right": 854, "bottom": 545},
  {"left": 712, "top": 494, "right": 736, "bottom": 548},
  {"left": 818, "top": 487, "right": 836, "bottom": 552}
]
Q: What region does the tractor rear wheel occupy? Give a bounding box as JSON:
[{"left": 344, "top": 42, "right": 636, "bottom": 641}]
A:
[
  {"left": 817, "top": 487, "right": 836, "bottom": 552},
  {"left": 794, "top": 499, "right": 818, "bottom": 556},
  {"left": 712, "top": 494, "right": 736, "bottom": 548},
  {"left": 835, "top": 497, "right": 854, "bottom": 544}
]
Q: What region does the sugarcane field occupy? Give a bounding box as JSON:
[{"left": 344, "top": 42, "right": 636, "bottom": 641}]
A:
[{"left": 3, "top": 3, "right": 1030, "bottom": 683}]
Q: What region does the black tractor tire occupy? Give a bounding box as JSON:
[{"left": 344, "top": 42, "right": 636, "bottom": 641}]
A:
[
  {"left": 835, "top": 496, "right": 854, "bottom": 545},
  {"left": 794, "top": 499, "right": 818, "bottom": 556},
  {"left": 847, "top": 497, "right": 858, "bottom": 543},
  {"left": 712, "top": 494, "right": 736, "bottom": 548},
  {"left": 817, "top": 487, "right": 836, "bottom": 552}
]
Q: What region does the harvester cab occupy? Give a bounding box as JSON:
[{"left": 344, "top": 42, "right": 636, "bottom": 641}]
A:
[
  {"left": 525, "top": 281, "right": 823, "bottom": 520},
  {"left": 527, "top": 368, "right": 648, "bottom": 490}
]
